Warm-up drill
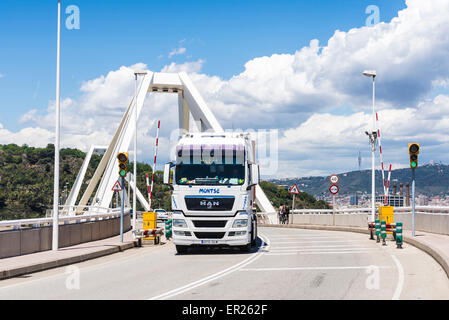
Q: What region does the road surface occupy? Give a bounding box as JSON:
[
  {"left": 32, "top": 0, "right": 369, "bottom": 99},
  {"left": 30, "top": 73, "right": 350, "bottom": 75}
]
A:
[{"left": 0, "top": 227, "right": 447, "bottom": 300}]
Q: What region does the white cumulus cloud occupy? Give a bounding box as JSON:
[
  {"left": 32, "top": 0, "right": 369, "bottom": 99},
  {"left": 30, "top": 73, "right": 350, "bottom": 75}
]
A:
[{"left": 3, "top": 0, "right": 449, "bottom": 179}]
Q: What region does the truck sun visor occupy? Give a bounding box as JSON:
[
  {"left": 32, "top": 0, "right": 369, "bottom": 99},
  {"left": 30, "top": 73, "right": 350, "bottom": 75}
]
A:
[{"left": 176, "top": 144, "right": 245, "bottom": 165}]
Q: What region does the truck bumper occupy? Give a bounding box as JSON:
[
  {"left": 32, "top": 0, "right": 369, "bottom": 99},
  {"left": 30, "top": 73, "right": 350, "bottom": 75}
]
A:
[{"left": 173, "top": 234, "right": 249, "bottom": 247}]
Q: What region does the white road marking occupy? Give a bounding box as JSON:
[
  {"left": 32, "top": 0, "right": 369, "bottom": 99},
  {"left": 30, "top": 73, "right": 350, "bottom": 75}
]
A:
[
  {"left": 264, "top": 236, "right": 342, "bottom": 239},
  {"left": 240, "top": 266, "right": 392, "bottom": 272},
  {"left": 265, "top": 251, "right": 373, "bottom": 256},
  {"left": 390, "top": 254, "right": 404, "bottom": 300},
  {"left": 269, "top": 245, "right": 372, "bottom": 249},
  {"left": 268, "top": 248, "right": 377, "bottom": 253},
  {"left": 148, "top": 235, "right": 271, "bottom": 300},
  {"left": 269, "top": 240, "right": 353, "bottom": 244}
]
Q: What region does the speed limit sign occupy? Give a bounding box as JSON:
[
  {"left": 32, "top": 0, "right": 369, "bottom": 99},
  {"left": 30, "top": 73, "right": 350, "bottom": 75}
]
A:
[
  {"left": 329, "top": 185, "right": 339, "bottom": 195},
  {"left": 330, "top": 174, "right": 339, "bottom": 185}
]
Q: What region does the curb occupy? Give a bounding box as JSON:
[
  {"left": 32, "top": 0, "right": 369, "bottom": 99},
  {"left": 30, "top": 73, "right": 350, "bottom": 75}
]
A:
[
  {"left": 261, "top": 224, "right": 449, "bottom": 279},
  {"left": 0, "top": 241, "right": 139, "bottom": 281}
]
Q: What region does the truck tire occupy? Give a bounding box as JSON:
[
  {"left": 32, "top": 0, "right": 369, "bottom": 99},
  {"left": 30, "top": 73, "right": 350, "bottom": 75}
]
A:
[
  {"left": 239, "top": 243, "right": 251, "bottom": 252},
  {"left": 251, "top": 221, "right": 257, "bottom": 247},
  {"left": 176, "top": 245, "right": 188, "bottom": 254}
]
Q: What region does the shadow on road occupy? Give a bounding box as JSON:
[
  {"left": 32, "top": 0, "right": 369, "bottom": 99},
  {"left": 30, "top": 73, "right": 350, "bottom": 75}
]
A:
[{"left": 175, "top": 237, "right": 265, "bottom": 256}]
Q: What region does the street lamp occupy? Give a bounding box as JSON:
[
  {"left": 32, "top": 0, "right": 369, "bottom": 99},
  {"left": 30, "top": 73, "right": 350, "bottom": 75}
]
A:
[
  {"left": 133, "top": 71, "right": 147, "bottom": 233},
  {"left": 363, "top": 70, "right": 377, "bottom": 223},
  {"left": 52, "top": 0, "right": 62, "bottom": 251}
]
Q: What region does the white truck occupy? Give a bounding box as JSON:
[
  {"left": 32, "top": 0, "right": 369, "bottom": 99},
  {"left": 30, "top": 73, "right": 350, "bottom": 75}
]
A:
[{"left": 163, "top": 132, "right": 260, "bottom": 254}]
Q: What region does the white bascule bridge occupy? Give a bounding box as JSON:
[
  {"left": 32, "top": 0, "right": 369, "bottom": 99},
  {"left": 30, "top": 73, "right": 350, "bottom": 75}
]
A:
[{"left": 64, "top": 72, "right": 277, "bottom": 223}]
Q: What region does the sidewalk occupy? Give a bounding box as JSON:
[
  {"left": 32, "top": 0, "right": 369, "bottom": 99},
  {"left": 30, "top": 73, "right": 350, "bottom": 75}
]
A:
[
  {"left": 0, "top": 231, "right": 139, "bottom": 280},
  {"left": 261, "top": 223, "right": 449, "bottom": 279}
]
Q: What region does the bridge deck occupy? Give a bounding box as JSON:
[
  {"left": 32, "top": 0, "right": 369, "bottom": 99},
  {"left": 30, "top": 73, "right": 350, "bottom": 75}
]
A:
[{"left": 0, "top": 231, "right": 138, "bottom": 280}]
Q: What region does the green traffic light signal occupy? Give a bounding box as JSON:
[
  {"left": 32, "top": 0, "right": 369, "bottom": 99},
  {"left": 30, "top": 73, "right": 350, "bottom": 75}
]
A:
[
  {"left": 408, "top": 143, "right": 420, "bottom": 169},
  {"left": 117, "top": 152, "right": 129, "bottom": 177}
]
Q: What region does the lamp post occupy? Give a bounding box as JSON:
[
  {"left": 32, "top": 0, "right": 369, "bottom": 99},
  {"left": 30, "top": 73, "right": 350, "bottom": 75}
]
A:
[
  {"left": 363, "top": 70, "right": 377, "bottom": 222},
  {"left": 52, "top": 0, "right": 61, "bottom": 251},
  {"left": 133, "top": 71, "right": 147, "bottom": 232}
]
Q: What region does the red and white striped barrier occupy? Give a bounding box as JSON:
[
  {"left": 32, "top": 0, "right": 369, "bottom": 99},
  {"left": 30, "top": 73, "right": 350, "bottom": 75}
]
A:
[{"left": 148, "top": 120, "right": 161, "bottom": 210}]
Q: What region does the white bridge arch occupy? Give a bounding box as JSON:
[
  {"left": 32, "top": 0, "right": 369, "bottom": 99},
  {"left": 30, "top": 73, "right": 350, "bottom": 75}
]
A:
[{"left": 65, "top": 72, "right": 276, "bottom": 222}]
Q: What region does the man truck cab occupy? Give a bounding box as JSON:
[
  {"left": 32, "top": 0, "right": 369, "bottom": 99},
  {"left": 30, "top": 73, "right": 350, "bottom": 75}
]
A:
[{"left": 163, "top": 132, "right": 259, "bottom": 254}]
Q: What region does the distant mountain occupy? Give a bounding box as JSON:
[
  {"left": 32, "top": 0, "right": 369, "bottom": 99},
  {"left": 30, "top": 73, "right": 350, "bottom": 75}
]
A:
[{"left": 269, "top": 164, "right": 449, "bottom": 197}]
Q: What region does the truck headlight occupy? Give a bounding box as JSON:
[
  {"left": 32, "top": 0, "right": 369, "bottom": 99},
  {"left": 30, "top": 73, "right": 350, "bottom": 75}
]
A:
[
  {"left": 173, "top": 219, "right": 187, "bottom": 228},
  {"left": 233, "top": 219, "right": 248, "bottom": 228}
]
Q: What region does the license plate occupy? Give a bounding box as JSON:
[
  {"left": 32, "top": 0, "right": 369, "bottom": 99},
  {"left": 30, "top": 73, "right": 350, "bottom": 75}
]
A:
[{"left": 201, "top": 240, "right": 219, "bottom": 244}]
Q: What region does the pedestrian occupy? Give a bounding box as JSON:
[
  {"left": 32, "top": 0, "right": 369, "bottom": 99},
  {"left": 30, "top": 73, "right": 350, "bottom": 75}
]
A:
[
  {"left": 279, "top": 205, "right": 284, "bottom": 224},
  {"left": 281, "top": 204, "right": 287, "bottom": 224},
  {"left": 285, "top": 205, "right": 290, "bottom": 225}
]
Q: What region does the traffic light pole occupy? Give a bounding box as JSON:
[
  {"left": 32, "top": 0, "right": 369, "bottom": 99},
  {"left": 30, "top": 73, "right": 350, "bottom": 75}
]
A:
[
  {"left": 412, "top": 168, "right": 416, "bottom": 237},
  {"left": 120, "top": 176, "right": 125, "bottom": 243}
]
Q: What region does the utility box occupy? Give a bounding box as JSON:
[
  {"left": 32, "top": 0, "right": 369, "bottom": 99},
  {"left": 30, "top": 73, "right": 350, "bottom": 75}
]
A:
[
  {"left": 379, "top": 206, "right": 394, "bottom": 233},
  {"left": 143, "top": 212, "right": 157, "bottom": 240}
]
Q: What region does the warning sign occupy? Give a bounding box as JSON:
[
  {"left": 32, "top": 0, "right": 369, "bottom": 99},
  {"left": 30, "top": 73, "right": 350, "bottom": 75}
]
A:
[
  {"left": 112, "top": 180, "right": 122, "bottom": 192},
  {"left": 289, "top": 184, "right": 300, "bottom": 195}
]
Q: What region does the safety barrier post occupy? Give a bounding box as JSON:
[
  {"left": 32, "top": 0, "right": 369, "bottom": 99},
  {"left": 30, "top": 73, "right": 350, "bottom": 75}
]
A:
[
  {"left": 375, "top": 219, "right": 381, "bottom": 243},
  {"left": 381, "top": 220, "right": 387, "bottom": 246},
  {"left": 165, "top": 219, "right": 173, "bottom": 240},
  {"left": 396, "top": 222, "right": 403, "bottom": 249}
]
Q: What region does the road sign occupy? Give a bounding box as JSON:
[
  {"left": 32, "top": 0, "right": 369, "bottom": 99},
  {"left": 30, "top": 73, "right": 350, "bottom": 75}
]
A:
[
  {"left": 330, "top": 174, "right": 339, "bottom": 185},
  {"left": 329, "top": 185, "right": 339, "bottom": 195},
  {"left": 289, "top": 184, "right": 300, "bottom": 195},
  {"left": 112, "top": 180, "right": 122, "bottom": 192}
]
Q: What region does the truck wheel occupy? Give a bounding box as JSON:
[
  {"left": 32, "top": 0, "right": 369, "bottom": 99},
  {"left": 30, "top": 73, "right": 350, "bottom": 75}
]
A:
[
  {"left": 239, "top": 243, "right": 251, "bottom": 253},
  {"left": 251, "top": 222, "right": 257, "bottom": 247},
  {"left": 176, "top": 245, "right": 188, "bottom": 254}
]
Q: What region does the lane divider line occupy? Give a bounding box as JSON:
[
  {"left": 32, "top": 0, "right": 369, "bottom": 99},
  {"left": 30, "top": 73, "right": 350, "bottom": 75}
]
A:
[
  {"left": 239, "top": 266, "right": 392, "bottom": 272},
  {"left": 148, "top": 235, "right": 271, "bottom": 300},
  {"left": 390, "top": 254, "right": 404, "bottom": 300},
  {"left": 265, "top": 251, "right": 374, "bottom": 256}
]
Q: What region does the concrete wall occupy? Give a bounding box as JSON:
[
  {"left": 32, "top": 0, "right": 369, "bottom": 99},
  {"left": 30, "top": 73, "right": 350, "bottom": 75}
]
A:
[
  {"left": 292, "top": 213, "right": 449, "bottom": 236},
  {"left": 0, "top": 214, "right": 131, "bottom": 259}
]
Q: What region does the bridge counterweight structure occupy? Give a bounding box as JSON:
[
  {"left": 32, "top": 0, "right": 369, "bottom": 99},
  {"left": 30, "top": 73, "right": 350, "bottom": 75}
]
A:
[{"left": 64, "top": 72, "right": 276, "bottom": 221}]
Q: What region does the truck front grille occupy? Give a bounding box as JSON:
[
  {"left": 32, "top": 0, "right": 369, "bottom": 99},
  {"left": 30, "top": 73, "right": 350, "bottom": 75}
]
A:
[
  {"left": 194, "top": 232, "right": 226, "bottom": 239},
  {"left": 185, "top": 197, "right": 235, "bottom": 211},
  {"left": 192, "top": 220, "right": 228, "bottom": 228}
]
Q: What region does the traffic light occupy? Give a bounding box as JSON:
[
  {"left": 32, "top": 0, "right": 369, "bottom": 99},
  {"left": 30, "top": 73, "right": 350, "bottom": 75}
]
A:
[
  {"left": 408, "top": 143, "right": 420, "bottom": 169},
  {"left": 117, "top": 152, "right": 129, "bottom": 177}
]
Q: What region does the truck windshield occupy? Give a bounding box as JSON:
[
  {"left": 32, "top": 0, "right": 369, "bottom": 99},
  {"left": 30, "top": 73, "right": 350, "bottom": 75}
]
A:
[{"left": 176, "top": 164, "right": 245, "bottom": 185}]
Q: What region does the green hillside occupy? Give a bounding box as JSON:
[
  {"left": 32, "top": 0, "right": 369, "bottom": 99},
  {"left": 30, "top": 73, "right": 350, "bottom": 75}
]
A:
[
  {"left": 270, "top": 164, "right": 449, "bottom": 197},
  {"left": 0, "top": 144, "right": 329, "bottom": 220},
  {"left": 259, "top": 181, "right": 331, "bottom": 210},
  {"left": 0, "top": 144, "right": 171, "bottom": 220}
]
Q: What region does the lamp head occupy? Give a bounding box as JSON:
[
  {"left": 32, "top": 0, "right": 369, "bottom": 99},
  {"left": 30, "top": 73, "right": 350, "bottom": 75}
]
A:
[{"left": 363, "top": 70, "right": 377, "bottom": 78}]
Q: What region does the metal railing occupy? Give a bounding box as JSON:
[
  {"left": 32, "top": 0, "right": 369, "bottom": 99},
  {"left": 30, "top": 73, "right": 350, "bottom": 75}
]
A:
[
  {"left": 293, "top": 206, "right": 449, "bottom": 215},
  {"left": 0, "top": 205, "right": 131, "bottom": 229}
]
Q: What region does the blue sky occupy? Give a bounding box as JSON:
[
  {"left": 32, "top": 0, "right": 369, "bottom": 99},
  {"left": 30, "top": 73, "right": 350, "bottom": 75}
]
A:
[
  {"left": 2, "top": 0, "right": 449, "bottom": 178},
  {"left": 0, "top": 0, "right": 406, "bottom": 131}
]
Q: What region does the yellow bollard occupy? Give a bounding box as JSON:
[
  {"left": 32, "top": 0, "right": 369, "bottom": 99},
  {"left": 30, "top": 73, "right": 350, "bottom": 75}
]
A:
[
  {"left": 143, "top": 212, "right": 157, "bottom": 240},
  {"left": 379, "top": 206, "right": 394, "bottom": 234}
]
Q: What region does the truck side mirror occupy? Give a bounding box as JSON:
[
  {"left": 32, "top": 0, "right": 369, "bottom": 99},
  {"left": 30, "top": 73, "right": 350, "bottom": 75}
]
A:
[
  {"left": 250, "top": 163, "right": 260, "bottom": 185},
  {"left": 163, "top": 163, "right": 171, "bottom": 184}
]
